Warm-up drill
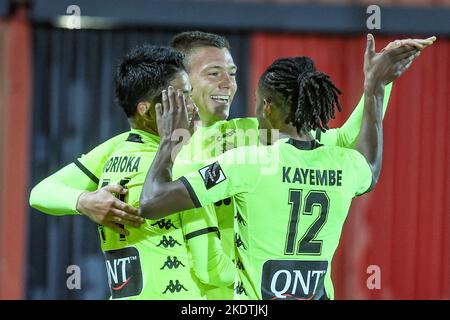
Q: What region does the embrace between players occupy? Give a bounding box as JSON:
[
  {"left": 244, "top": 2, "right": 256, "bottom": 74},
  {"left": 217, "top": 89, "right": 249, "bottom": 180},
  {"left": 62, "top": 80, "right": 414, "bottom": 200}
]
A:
[{"left": 30, "top": 31, "right": 435, "bottom": 300}]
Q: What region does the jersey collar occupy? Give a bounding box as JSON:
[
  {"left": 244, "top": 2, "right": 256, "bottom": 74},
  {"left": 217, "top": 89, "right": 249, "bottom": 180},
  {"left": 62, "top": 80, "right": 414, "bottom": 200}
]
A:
[
  {"left": 286, "top": 138, "right": 323, "bottom": 150},
  {"left": 128, "top": 129, "right": 160, "bottom": 145}
]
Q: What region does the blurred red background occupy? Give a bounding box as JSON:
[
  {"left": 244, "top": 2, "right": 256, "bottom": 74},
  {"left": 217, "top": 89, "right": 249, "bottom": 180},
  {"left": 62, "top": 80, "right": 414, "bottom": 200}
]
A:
[{"left": 250, "top": 33, "right": 449, "bottom": 299}]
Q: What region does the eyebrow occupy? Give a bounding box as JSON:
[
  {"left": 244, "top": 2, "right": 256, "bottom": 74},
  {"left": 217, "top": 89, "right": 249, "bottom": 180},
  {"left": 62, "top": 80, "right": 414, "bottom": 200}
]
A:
[{"left": 205, "top": 65, "right": 237, "bottom": 70}]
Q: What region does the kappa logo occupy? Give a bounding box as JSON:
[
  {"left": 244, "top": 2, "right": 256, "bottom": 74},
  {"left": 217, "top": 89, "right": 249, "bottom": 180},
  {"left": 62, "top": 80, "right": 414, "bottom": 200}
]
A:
[
  {"left": 151, "top": 219, "right": 178, "bottom": 230},
  {"left": 235, "top": 233, "right": 247, "bottom": 250},
  {"left": 104, "top": 247, "right": 143, "bottom": 299},
  {"left": 163, "top": 280, "right": 188, "bottom": 294},
  {"left": 233, "top": 258, "right": 245, "bottom": 270},
  {"left": 236, "top": 259, "right": 245, "bottom": 270},
  {"left": 234, "top": 281, "right": 247, "bottom": 296},
  {"left": 160, "top": 256, "right": 185, "bottom": 270},
  {"left": 235, "top": 212, "right": 246, "bottom": 226},
  {"left": 261, "top": 260, "right": 329, "bottom": 300},
  {"left": 215, "top": 197, "right": 232, "bottom": 207},
  {"left": 156, "top": 236, "right": 182, "bottom": 248},
  {"left": 198, "top": 162, "right": 226, "bottom": 189}
]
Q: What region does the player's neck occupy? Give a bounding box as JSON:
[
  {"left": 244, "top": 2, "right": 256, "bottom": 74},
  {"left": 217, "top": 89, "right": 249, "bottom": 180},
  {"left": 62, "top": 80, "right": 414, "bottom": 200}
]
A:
[
  {"left": 128, "top": 118, "right": 159, "bottom": 137},
  {"left": 278, "top": 126, "right": 314, "bottom": 142}
]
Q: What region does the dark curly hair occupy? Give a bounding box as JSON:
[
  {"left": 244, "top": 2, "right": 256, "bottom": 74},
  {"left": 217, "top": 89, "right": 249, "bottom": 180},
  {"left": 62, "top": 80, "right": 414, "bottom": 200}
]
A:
[
  {"left": 115, "top": 45, "right": 185, "bottom": 118},
  {"left": 259, "top": 57, "right": 342, "bottom": 134}
]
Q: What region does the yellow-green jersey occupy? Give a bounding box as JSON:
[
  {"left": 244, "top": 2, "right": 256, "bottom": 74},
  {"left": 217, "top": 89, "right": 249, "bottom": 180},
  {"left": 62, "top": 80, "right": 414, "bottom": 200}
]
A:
[
  {"left": 176, "top": 117, "right": 261, "bottom": 253},
  {"left": 173, "top": 84, "right": 391, "bottom": 299},
  {"left": 29, "top": 84, "right": 391, "bottom": 217},
  {"left": 28, "top": 83, "right": 392, "bottom": 300},
  {"left": 98, "top": 129, "right": 205, "bottom": 300},
  {"left": 173, "top": 117, "right": 259, "bottom": 299},
  {"left": 180, "top": 138, "right": 373, "bottom": 300},
  {"left": 29, "top": 132, "right": 128, "bottom": 215}
]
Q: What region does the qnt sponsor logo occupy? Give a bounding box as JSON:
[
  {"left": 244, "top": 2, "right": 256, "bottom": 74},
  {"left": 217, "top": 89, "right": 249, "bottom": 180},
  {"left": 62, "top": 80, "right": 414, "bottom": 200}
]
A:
[{"left": 104, "top": 247, "right": 143, "bottom": 299}]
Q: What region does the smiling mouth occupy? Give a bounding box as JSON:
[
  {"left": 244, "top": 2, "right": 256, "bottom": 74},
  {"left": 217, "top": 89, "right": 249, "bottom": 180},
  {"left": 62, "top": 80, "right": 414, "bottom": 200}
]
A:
[{"left": 210, "top": 95, "right": 230, "bottom": 104}]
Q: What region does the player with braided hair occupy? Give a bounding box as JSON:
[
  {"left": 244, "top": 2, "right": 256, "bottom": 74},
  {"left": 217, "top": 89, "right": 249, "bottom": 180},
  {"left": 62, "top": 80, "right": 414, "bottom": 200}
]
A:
[{"left": 259, "top": 57, "right": 342, "bottom": 135}]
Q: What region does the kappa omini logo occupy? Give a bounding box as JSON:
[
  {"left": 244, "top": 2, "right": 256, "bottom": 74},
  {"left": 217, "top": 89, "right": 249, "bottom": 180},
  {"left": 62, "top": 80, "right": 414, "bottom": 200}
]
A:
[
  {"left": 198, "top": 161, "right": 226, "bottom": 189},
  {"left": 151, "top": 219, "right": 178, "bottom": 230},
  {"left": 160, "top": 256, "right": 186, "bottom": 270},
  {"left": 163, "top": 280, "right": 188, "bottom": 294},
  {"left": 234, "top": 281, "right": 247, "bottom": 296}
]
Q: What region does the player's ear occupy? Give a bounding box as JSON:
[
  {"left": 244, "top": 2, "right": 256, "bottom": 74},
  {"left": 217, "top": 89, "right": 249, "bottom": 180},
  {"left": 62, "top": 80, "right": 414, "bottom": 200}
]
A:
[
  {"left": 263, "top": 97, "right": 272, "bottom": 118},
  {"left": 137, "top": 102, "right": 153, "bottom": 119}
]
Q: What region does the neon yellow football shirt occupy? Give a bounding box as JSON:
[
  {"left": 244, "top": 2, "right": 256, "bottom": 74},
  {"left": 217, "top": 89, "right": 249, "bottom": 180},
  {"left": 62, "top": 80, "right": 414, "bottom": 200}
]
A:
[
  {"left": 97, "top": 129, "right": 206, "bottom": 299},
  {"left": 29, "top": 83, "right": 392, "bottom": 300},
  {"left": 180, "top": 138, "right": 373, "bottom": 300}
]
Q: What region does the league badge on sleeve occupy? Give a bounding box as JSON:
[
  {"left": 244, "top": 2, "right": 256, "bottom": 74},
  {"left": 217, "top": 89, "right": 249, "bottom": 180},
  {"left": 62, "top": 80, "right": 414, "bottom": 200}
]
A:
[{"left": 198, "top": 161, "right": 226, "bottom": 189}]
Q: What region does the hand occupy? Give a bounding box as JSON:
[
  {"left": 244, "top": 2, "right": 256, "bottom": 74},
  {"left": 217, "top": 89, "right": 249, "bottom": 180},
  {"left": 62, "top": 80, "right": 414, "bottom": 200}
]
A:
[
  {"left": 76, "top": 184, "right": 145, "bottom": 236},
  {"left": 156, "top": 86, "right": 197, "bottom": 143},
  {"left": 382, "top": 37, "right": 436, "bottom": 53},
  {"left": 364, "top": 33, "right": 436, "bottom": 93},
  {"left": 186, "top": 98, "right": 200, "bottom": 134}
]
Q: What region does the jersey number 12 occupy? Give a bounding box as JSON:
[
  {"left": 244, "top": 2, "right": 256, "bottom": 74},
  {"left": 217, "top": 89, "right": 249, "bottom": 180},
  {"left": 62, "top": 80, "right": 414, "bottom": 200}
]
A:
[{"left": 285, "top": 189, "right": 329, "bottom": 255}]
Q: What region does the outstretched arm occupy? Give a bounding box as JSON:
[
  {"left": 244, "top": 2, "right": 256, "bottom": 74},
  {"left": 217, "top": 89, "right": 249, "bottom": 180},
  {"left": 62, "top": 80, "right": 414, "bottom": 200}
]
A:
[
  {"left": 317, "top": 82, "right": 392, "bottom": 148},
  {"left": 29, "top": 162, "right": 97, "bottom": 216},
  {"left": 29, "top": 132, "right": 143, "bottom": 234},
  {"left": 318, "top": 37, "right": 435, "bottom": 148},
  {"left": 355, "top": 34, "right": 435, "bottom": 189}
]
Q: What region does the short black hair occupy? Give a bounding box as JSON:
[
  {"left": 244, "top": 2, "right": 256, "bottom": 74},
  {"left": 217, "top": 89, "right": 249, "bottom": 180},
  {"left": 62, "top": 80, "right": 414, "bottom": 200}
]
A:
[
  {"left": 259, "top": 57, "right": 342, "bottom": 134},
  {"left": 115, "top": 44, "right": 185, "bottom": 118},
  {"left": 170, "top": 31, "right": 230, "bottom": 67}
]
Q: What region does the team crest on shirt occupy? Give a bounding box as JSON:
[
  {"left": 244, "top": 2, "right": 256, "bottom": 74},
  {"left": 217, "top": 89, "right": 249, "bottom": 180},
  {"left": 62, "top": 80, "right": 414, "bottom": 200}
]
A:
[{"left": 198, "top": 161, "right": 226, "bottom": 189}]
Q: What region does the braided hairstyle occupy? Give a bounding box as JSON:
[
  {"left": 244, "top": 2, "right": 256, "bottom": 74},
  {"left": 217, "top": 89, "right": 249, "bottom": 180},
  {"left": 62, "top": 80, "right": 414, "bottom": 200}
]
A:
[{"left": 259, "top": 57, "right": 342, "bottom": 134}]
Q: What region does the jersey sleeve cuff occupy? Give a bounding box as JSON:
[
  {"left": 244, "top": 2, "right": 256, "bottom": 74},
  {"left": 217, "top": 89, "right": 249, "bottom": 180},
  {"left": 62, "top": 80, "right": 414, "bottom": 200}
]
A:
[
  {"left": 179, "top": 177, "right": 201, "bottom": 208},
  {"left": 72, "top": 190, "right": 87, "bottom": 215},
  {"left": 355, "top": 157, "right": 375, "bottom": 197},
  {"left": 355, "top": 174, "right": 375, "bottom": 197}
]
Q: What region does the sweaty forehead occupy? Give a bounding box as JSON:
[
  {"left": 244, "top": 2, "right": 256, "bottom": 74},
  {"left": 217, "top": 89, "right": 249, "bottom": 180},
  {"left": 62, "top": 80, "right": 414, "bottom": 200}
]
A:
[{"left": 187, "top": 47, "right": 236, "bottom": 71}]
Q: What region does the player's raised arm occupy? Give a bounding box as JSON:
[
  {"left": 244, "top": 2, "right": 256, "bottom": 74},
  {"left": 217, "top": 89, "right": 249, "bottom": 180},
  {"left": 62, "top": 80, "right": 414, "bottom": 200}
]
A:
[
  {"left": 355, "top": 34, "right": 435, "bottom": 190},
  {"left": 318, "top": 36, "right": 436, "bottom": 148}
]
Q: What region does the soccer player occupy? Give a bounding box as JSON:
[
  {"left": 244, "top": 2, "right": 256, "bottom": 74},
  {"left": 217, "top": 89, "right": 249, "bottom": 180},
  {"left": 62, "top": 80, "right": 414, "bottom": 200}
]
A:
[
  {"left": 158, "top": 31, "right": 397, "bottom": 300},
  {"left": 93, "top": 44, "right": 215, "bottom": 299},
  {"left": 154, "top": 31, "right": 430, "bottom": 299},
  {"left": 62, "top": 44, "right": 210, "bottom": 299},
  {"left": 138, "top": 34, "right": 435, "bottom": 300},
  {"left": 29, "top": 31, "right": 431, "bottom": 299}
]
